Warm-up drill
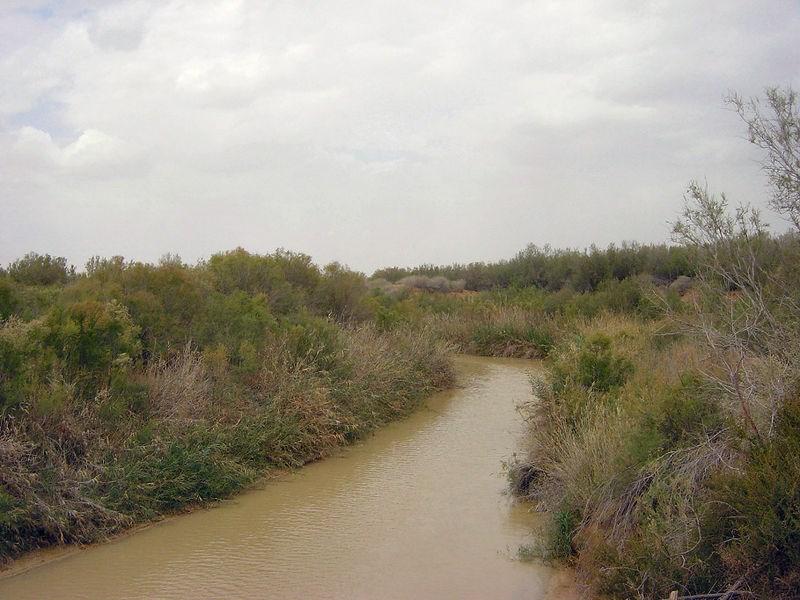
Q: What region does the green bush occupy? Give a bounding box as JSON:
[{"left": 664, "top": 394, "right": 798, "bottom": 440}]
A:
[
  {"left": 470, "top": 322, "right": 553, "bottom": 358},
  {"left": 119, "top": 262, "right": 206, "bottom": 348},
  {"left": 7, "top": 253, "right": 74, "bottom": 286},
  {"left": 373, "top": 304, "right": 405, "bottom": 331},
  {"left": 314, "top": 262, "right": 370, "bottom": 322},
  {"left": 281, "top": 313, "right": 344, "bottom": 373},
  {"left": 207, "top": 248, "right": 317, "bottom": 314},
  {"left": 622, "top": 373, "right": 720, "bottom": 469},
  {"left": 575, "top": 334, "right": 634, "bottom": 392},
  {"left": 44, "top": 300, "right": 141, "bottom": 379},
  {"left": 0, "top": 318, "right": 53, "bottom": 411},
  {"left": 651, "top": 373, "right": 720, "bottom": 446},
  {"left": 0, "top": 277, "right": 19, "bottom": 319},
  {"left": 708, "top": 398, "right": 800, "bottom": 598},
  {"left": 193, "top": 291, "right": 275, "bottom": 361}
]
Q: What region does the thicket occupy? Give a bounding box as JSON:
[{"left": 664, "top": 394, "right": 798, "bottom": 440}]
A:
[
  {"left": 0, "top": 248, "right": 453, "bottom": 561},
  {"left": 373, "top": 241, "right": 694, "bottom": 292},
  {"left": 508, "top": 87, "right": 800, "bottom": 599}
]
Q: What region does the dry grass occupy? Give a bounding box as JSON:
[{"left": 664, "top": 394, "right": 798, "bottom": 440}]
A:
[
  {"left": 424, "top": 306, "right": 557, "bottom": 358},
  {"left": 0, "top": 324, "right": 454, "bottom": 563},
  {"left": 144, "top": 344, "right": 212, "bottom": 421},
  {"left": 510, "top": 313, "right": 762, "bottom": 597},
  {"left": 0, "top": 413, "right": 129, "bottom": 556}
]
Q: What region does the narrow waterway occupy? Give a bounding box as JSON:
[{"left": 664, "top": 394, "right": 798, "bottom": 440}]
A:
[{"left": 0, "top": 356, "right": 576, "bottom": 599}]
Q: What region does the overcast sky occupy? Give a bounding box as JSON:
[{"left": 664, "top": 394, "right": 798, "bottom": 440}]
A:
[{"left": 1, "top": 1, "right": 799, "bottom": 273}]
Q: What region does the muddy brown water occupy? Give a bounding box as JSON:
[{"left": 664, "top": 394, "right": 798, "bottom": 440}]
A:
[{"left": 0, "top": 356, "right": 577, "bottom": 599}]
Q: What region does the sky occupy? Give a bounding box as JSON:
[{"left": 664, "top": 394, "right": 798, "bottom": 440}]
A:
[{"left": 1, "top": 0, "right": 799, "bottom": 273}]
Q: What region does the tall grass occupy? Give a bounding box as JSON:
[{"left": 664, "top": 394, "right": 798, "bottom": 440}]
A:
[
  {"left": 0, "top": 324, "right": 453, "bottom": 562},
  {"left": 509, "top": 311, "right": 800, "bottom": 599},
  {"left": 424, "top": 306, "right": 557, "bottom": 359}
]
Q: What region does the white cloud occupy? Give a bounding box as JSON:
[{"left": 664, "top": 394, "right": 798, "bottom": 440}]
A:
[{"left": 9, "top": 126, "right": 143, "bottom": 176}]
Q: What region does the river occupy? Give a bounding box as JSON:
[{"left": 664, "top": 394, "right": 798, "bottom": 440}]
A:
[{"left": 0, "top": 356, "right": 576, "bottom": 599}]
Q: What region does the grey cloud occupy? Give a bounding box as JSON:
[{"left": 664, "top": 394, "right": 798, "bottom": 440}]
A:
[{"left": 0, "top": 0, "right": 798, "bottom": 272}]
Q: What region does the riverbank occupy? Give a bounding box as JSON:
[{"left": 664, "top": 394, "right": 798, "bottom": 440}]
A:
[
  {"left": 0, "top": 356, "right": 577, "bottom": 599},
  {"left": 1, "top": 322, "right": 453, "bottom": 564},
  {"left": 509, "top": 311, "right": 800, "bottom": 599}
]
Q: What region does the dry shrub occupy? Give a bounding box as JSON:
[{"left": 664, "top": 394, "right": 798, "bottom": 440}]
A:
[
  {"left": 254, "top": 334, "right": 346, "bottom": 454},
  {"left": 247, "top": 324, "right": 453, "bottom": 455},
  {"left": 0, "top": 414, "right": 129, "bottom": 558},
  {"left": 396, "top": 275, "right": 466, "bottom": 293},
  {"left": 345, "top": 325, "right": 454, "bottom": 395},
  {"left": 425, "top": 306, "right": 556, "bottom": 358},
  {"left": 144, "top": 344, "right": 212, "bottom": 421},
  {"left": 513, "top": 313, "right": 752, "bottom": 597}
]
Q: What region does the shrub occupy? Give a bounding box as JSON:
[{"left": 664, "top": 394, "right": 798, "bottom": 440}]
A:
[
  {"left": 207, "top": 248, "right": 281, "bottom": 296},
  {"left": 44, "top": 300, "right": 141, "bottom": 381},
  {"left": 193, "top": 291, "right": 275, "bottom": 362},
  {"left": 280, "top": 313, "right": 344, "bottom": 373},
  {"left": 0, "top": 318, "right": 53, "bottom": 411},
  {"left": 708, "top": 398, "right": 800, "bottom": 598},
  {"left": 144, "top": 345, "right": 212, "bottom": 421},
  {"left": 575, "top": 334, "right": 634, "bottom": 392},
  {"left": 207, "top": 248, "right": 315, "bottom": 314},
  {"left": 314, "top": 262, "right": 370, "bottom": 322},
  {"left": 470, "top": 322, "right": 554, "bottom": 358},
  {"left": 7, "top": 253, "right": 74, "bottom": 286},
  {"left": 0, "top": 277, "right": 19, "bottom": 319}
]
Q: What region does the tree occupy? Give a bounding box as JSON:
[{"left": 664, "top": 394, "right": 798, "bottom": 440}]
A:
[
  {"left": 671, "top": 87, "right": 800, "bottom": 441},
  {"left": 728, "top": 87, "right": 800, "bottom": 232},
  {"left": 7, "top": 252, "right": 74, "bottom": 286}
]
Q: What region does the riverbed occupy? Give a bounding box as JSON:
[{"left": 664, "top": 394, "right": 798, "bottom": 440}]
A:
[{"left": 0, "top": 356, "right": 576, "bottom": 599}]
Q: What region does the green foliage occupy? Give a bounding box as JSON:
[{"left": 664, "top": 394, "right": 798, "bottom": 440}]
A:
[
  {"left": 617, "top": 374, "right": 721, "bottom": 485},
  {"left": 575, "top": 334, "right": 634, "bottom": 392},
  {"left": 0, "top": 277, "right": 19, "bottom": 319},
  {"left": 44, "top": 300, "right": 141, "bottom": 381},
  {"left": 647, "top": 373, "right": 720, "bottom": 447},
  {"left": 7, "top": 252, "right": 74, "bottom": 286},
  {"left": 207, "top": 248, "right": 318, "bottom": 314},
  {"left": 208, "top": 247, "right": 283, "bottom": 295},
  {"left": 708, "top": 398, "right": 800, "bottom": 597},
  {"left": 1, "top": 299, "right": 147, "bottom": 412},
  {"left": 193, "top": 291, "right": 275, "bottom": 363},
  {"left": 469, "top": 322, "right": 554, "bottom": 358},
  {"left": 373, "top": 242, "right": 694, "bottom": 292},
  {"left": 314, "top": 262, "right": 369, "bottom": 321},
  {"left": 121, "top": 262, "right": 207, "bottom": 349},
  {"left": 281, "top": 313, "right": 344, "bottom": 373},
  {"left": 549, "top": 505, "right": 579, "bottom": 559},
  {"left": 373, "top": 304, "right": 405, "bottom": 331},
  {"left": 102, "top": 427, "right": 255, "bottom": 518},
  {"left": 0, "top": 318, "right": 53, "bottom": 411}
]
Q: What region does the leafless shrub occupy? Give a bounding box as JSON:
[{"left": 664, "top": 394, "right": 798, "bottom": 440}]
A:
[
  {"left": 728, "top": 87, "right": 800, "bottom": 231},
  {"left": 396, "top": 274, "right": 466, "bottom": 293},
  {"left": 668, "top": 275, "right": 693, "bottom": 295},
  {"left": 144, "top": 344, "right": 212, "bottom": 421},
  {"left": 671, "top": 183, "right": 800, "bottom": 440},
  {"left": 366, "top": 277, "right": 405, "bottom": 298},
  {"left": 0, "top": 415, "right": 129, "bottom": 554}
]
